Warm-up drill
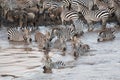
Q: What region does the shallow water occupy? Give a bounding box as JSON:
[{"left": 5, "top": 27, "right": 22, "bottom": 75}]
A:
[{"left": 0, "top": 25, "right": 120, "bottom": 80}]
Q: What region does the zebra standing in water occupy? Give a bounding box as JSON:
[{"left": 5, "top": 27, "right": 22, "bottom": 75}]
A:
[
  {"left": 44, "top": 56, "right": 66, "bottom": 69},
  {"left": 35, "top": 30, "right": 52, "bottom": 49},
  {"left": 51, "top": 24, "right": 76, "bottom": 41},
  {"left": 7, "top": 27, "right": 32, "bottom": 42},
  {"left": 71, "top": 2, "right": 115, "bottom": 31}
]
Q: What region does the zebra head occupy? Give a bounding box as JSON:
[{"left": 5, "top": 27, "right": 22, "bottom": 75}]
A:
[
  {"left": 43, "top": 31, "right": 53, "bottom": 50},
  {"left": 50, "top": 28, "right": 60, "bottom": 40},
  {"left": 22, "top": 28, "right": 32, "bottom": 42}
]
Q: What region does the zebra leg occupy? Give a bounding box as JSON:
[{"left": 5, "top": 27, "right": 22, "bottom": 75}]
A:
[
  {"left": 101, "top": 17, "right": 107, "bottom": 30},
  {"left": 88, "top": 22, "right": 94, "bottom": 31},
  {"left": 61, "top": 19, "right": 64, "bottom": 25}
]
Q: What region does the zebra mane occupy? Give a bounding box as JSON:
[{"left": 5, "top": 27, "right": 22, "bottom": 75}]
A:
[{"left": 7, "top": 25, "right": 17, "bottom": 31}]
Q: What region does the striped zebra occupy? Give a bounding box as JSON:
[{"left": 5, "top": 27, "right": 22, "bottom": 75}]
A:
[
  {"left": 71, "top": 0, "right": 95, "bottom": 10},
  {"left": 51, "top": 61, "right": 66, "bottom": 69},
  {"left": 73, "top": 2, "right": 115, "bottom": 31},
  {"left": 94, "top": 0, "right": 109, "bottom": 10},
  {"left": 43, "top": 0, "right": 51, "bottom": 10},
  {"left": 97, "top": 28, "right": 116, "bottom": 42},
  {"left": 72, "top": 40, "right": 90, "bottom": 59},
  {"left": 44, "top": 59, "right": 66, "bottom": 69},
  {"left": 63, "top": 0, "right": 72, "bottom": 10},
  {"left": 16, "top": 0, "right": 34, "bottom": 9},
  {"left": 51, "top": 24, "right": 76, "bottom": 41},
  {"left": 51, "top": 37, "right": 67, "bottom": 52},
  {"left": 108, "top": 0, "right": 120, "bottom": 24},
  {"left": 35, "top": 30, "right": 53, "bottom": 49},
  {"left": 7, "top": 27, "right": 32, "bottom": 42},
  {"left": 48, "top": 1, "right": 61, "bottom": 11},
  {"left": 60, "top": 9, "right": 79, "bottom": 25}
]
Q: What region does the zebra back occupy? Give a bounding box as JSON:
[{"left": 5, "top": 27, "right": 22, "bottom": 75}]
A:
[
  {"left": 61, "top": 9, "right": 79, "bottom": 25},
  {"left": 7, "top": 27, "right": 26, "bottom": 41},
  {"left": 51, "top": 61, "right": 66, "bottom": 69},
  {"left": 51, "top": 25, "right": 76, "bottom": 41},
  {"left": 16, "top": 0, "right": 34, "bottom": 9},
  {"left": 63, "top": 0, "right": 72, "bottom": 10},
  {"left": 72, "top": 0, "right": 95, "bottom": 11}
]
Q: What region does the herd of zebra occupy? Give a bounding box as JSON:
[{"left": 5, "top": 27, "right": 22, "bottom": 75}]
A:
[{"left": 0, "top": 0, "right": 120, "bottom": 73}]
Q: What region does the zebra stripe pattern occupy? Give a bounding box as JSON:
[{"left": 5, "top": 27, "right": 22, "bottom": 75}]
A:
[
  {"left": 63, "top": 0, "right": 72, "bottom": 9},
  {"left": 35, "top": 30, "right": 48, "bottom": 48},
  {"left": 49, "top": 1, "right": 60, "bottom": 10},
  {"left": 45, "top": 60, "right": 66, "bottom": 69},
  {"left": 71, "top": 0, "right": 95, "bottom": 10},
  {"left": 75, "top": 3, "right": 111, "bottom": 31},
  {"left": 51, "top": 61, "right": 66, "bottom": 69},
  {"left": 73, "top": 42, "right": 90, "bottom": 59},
  {"left": 51, "top": 24, "right": 76, "bottom": 41},
  {"left": 98, "top": 28, "right": 115, "bottom": 42},
  {"left": 7, "top": 27, "right": 30, "bottom": 42},
  {"left": 61, "top": 9, "right": 79, "bottom": 25},
  {"left": 16, "top": 0, "right": 34, "bottom": 8},
  {"left": 43, "top": 1, "right": 51, "bottom": 10}
]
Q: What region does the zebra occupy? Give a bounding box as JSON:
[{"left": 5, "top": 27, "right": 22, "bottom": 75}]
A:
[
  {"left": 50, "top": 61, "right": 66, "bottom": 69},
  {"left": 44, "top": 59, "right": 66, "bottom": 69},
  {"left": 51, "top": 24, "right": 76, "bottom": 41},
  {"left": 73, "top": 42, "right": 90, "bottom": 59},
  {"left": 47, "top": 1, "right": 62, "bottom": 21},
  {"left": 60, "top": 9, "right": 79, "bottom": 25},
  {"left": 35, "top": 30, "right": 52, "bottom": 49},
  {"left": 16, "top": 0, "right": 34, "bottom": 9},
  {"left": 62, "top": 0, "right": 72, "bottom": 10},
  {"left": 108, "top": 0, "right": 120, "bottom": 24},
  {"left": 7, "top": 27, "right": 32, "bottom": 42},
  {"left": 43, "top": 0, "right": 52, "bottom": 10},
  {"left": 72, "top": 37, "right": 90, "bottom": 59},
  {"left": 71, "top": 0, "right": 95, "bottom": 10},
  {"left": 97, "top": 28, "right": 116, "bottom": 42},
  {"left": 73, "top": 2, "right": 115, "bottom": 31},
  {"left": 51, "top": 37, "right": 67, "bottom": 53},
  {"left": 48, "top": 1, "right": 61, "bottom": 11},
  {"left": 94, "top": 0, "right": 109, "bottom": 10}
]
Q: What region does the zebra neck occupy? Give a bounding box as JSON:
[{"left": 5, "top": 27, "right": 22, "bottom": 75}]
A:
[{"left": 80, "top": 5, "right": 89, "bottom": 16}]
